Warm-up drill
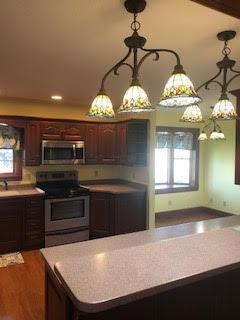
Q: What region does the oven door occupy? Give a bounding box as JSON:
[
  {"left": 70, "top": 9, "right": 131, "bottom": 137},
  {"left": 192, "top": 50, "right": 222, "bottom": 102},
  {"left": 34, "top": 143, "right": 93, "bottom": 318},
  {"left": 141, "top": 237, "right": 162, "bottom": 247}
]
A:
[{"left": 45, "top": 196, "right": 89, "bottom": 232}]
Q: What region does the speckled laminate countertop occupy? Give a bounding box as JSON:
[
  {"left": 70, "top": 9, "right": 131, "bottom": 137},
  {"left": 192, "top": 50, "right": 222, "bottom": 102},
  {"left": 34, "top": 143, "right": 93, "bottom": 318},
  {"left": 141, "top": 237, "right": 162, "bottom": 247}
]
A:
[
  {"left": 0, "top": 185, "right": 44, "bottom": 198},
  {"left": 53, "top": 228, "right": 240, "bottom": 313},
  {"left": 81, "top": 183, "right": 146, "bottom": 194},
  {"left": 41, "top": 216, "right": 240, "bottom": 314}
]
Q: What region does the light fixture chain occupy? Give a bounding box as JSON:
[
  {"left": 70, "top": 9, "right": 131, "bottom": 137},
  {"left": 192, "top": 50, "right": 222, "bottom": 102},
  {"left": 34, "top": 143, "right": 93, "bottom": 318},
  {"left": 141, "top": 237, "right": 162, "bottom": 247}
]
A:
[{"left": 131, "top": 13, "right": 141, "bottom": 32}]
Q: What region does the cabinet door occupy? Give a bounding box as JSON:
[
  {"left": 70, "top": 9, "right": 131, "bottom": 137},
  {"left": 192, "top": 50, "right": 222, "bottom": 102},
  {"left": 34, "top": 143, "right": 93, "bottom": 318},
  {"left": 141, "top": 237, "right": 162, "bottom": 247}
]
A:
[
  {"left": 117, "top": 123, "right": 128, "bottom": 164},
  {"left": 115, "top": 192, "right": 146, "bottom": 235},
  {"left": 98, "top": 124, "right": 117, "bottom": 164},
  {"left": 23, "top": 197, "right": 45, "bottom": 249},
  {"left": 127, "top": 121, "right": 148, "bottom": 166},
  {"left": 85, "top": 124, "right": 98, "bottom": 164},
  {"left": 25, "top": 121, "right": 41, "bottom": 166},
  {"left": 41, "top": 121, "right": 65, "bottom": 140},
  {"left": 64, "top": 123, "right": 85, "bottom": 141},
  {"left": 0, "top": 199, "right": 24, "bottom": 254},
  {"left": 90, "top": 193, "right": 115, "bottom": 239}
]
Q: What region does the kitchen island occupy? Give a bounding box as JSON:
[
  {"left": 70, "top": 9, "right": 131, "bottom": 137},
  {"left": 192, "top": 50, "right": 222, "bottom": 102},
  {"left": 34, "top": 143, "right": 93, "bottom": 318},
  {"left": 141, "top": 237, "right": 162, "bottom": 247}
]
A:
[{"left": 41, "top": 219, "right": 240, "bottom": 320}]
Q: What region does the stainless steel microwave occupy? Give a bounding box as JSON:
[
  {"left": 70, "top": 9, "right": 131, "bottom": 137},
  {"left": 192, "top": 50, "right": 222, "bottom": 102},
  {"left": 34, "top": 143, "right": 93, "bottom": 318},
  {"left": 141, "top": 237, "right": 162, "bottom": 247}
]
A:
[{"left": 42, "top": 140, "right": 85, "bottom": 165}]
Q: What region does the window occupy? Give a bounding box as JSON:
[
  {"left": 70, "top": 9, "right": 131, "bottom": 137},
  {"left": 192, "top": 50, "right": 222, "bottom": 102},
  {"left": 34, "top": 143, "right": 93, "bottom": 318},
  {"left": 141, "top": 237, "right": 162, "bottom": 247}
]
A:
[
  {"left": 155, "top": 127, "right": 199, "bottom": 194},
  {"left": 0, "top": 124, "right": 22, "bottom": 181}
]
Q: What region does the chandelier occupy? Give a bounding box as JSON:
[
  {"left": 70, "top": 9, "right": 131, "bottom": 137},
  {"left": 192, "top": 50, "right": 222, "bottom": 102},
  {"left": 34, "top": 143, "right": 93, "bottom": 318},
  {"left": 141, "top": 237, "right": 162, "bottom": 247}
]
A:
[
  {"left": 87, "top": 0, "right": 200, "bottom": 118},
  {"left": 182, "top": 30, "right": 239, "bottom": 123},
  {"left": 198, "top": 118, "right": 225, "bottom": 141}
]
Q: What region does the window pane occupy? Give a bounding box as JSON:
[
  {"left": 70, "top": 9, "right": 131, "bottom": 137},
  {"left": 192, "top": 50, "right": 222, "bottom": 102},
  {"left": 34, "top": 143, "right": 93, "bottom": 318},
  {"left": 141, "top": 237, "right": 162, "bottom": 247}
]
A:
[
  {"left": 174, "top": 159, "right": 190, "bottom": 184},
  {"left": 0, "top": 149, "right": 14, "bottom": 173},
  {"left": 174, "top": 149, "right": 191, "bottom": 159},
  {"left": 155, "top": 148, "right": 169, "bottom": 184}
]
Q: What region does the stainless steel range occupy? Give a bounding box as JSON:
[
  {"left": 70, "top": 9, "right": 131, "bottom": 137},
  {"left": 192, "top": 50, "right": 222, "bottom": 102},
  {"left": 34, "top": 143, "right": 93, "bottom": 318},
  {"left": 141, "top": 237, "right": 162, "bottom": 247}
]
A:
[{"left": 36, "top": 171, "right": 89, "bottom": 247}]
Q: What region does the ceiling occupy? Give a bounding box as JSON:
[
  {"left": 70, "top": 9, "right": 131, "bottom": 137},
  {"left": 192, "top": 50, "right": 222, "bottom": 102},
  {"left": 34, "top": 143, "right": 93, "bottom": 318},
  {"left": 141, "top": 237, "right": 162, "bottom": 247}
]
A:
[{"left": 0, "top": 0, "right": 239, "bottom": 113}]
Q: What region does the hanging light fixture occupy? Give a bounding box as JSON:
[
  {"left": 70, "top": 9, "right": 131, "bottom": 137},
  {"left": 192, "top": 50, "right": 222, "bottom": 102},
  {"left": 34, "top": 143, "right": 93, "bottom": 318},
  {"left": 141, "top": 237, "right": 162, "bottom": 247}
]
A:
[
  {"left": 198, "top": 118, "right": 225, "bottom": 141},
  {"left": 88, "top": 0, "right": 199, "bottom": 118},
  {"left": 180, "top": 104, "right": 203, "bottom": 123},
  {"left": 195, "top": 30, "right": 239, "bottom": 120}
]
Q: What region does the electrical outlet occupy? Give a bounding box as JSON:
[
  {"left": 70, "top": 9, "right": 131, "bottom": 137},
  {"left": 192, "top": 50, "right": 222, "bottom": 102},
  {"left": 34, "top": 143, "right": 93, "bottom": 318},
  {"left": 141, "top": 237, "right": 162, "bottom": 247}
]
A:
[
  {"left": 94, "top": 170, "right": 99, "bottom": 177},
  {"left": 223, "top": 201, "right": 227, "bottom": 207},
  {"left": 168, "top": 200, "right": 172, "bottom": 206}
]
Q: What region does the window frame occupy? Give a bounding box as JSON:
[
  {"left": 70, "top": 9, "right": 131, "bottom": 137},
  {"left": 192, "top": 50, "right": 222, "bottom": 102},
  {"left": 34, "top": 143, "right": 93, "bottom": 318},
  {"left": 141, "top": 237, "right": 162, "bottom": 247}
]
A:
[
  {"left": 0, "top": 149, "right": 22, "bottom": 181},
  {"left": 155, "top": 126, "right": 199, "bottom": 194}
]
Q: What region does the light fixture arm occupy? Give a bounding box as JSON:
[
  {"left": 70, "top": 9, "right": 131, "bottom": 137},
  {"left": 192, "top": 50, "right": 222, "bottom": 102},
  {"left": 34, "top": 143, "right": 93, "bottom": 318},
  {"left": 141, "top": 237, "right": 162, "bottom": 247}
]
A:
[
  {"left": 196, "top": 69, "right": 223, "bottom": 92},
  {"left": 99, "top": 48, "right": 133, "bottom": 94}
]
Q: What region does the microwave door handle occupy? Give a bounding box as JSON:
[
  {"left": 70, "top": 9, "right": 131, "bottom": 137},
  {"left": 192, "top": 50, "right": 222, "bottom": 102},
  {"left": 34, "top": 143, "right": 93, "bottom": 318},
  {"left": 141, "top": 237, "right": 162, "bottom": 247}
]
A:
[{"left": 73, "top": 144, "right": 76, "bottom": 159}]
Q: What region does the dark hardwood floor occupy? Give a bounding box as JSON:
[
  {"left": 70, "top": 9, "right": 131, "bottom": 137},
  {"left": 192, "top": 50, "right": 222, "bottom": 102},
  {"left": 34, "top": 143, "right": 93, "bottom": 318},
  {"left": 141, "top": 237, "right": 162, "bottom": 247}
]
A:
[{"left": 0, "top": 250, "right": 44, "bottom": 320}]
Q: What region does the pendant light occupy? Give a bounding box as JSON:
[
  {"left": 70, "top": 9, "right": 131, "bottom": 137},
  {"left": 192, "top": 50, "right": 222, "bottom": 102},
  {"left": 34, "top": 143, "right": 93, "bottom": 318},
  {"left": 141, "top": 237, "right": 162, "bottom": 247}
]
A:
[
  {"left": 88, "top": 0, "right": 199, "bottom": 118},
  {"left": 195, "top": 30, "right": 239, "bottom": 121},
  {"left": 198, "top": 118, "right": 225, "bottom": 141},
  {"left": 180, "top": 104, "right": 203, "bottom": 123}
]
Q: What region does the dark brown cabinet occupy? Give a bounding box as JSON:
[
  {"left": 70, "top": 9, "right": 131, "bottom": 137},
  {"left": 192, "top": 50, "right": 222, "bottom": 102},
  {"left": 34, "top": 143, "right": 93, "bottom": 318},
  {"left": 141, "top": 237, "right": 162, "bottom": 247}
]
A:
[
  {"left": 23, "top": 197, "right": 44, "bottom": 249},
  {"left": 25, "top": 120, "right": 41, "bottom": 166},
  {"left": 0, "top": 198, "right": 24, "bottom": 253},
  {"left": 85, "top": 124, "right": 99, "bottom": 164},
  {"left": 90, "top": 190, "right": 146, "bottom": 239},
  {"left": 98, "top": 124, "right": 117, "bottom": 164},
  {"left": 117, "top": 123, "right": 128, "bottom": 164},
  {"left": 0, "top": 196, "right": 44, "bottom": 254},
  {"left": 41, "top": 121, "right": 65, "bottom": 140},
  {"left": 90, "top": 193, "right": 115, "bottom": 239},
  {"left": 64, "top": 123, "right": 85, "bottom": 141}
]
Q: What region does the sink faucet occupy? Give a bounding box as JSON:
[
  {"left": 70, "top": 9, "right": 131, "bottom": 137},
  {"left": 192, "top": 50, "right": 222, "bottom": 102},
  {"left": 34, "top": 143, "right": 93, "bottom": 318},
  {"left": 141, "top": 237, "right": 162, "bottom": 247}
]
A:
[{"left": 2, "top": 180, "right": 8, "bottom": 191}]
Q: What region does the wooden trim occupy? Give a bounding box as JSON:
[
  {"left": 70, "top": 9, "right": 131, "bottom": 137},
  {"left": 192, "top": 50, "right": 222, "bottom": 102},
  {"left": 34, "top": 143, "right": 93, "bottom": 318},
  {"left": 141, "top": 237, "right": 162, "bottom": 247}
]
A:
[
  {"left": 155, "top": 206, "right": 234, "bottom": 218},
  {"left": 232, "top": 90, "right": 240, "bottom": 185},
  {"left": 0, "top": 114, "right": 149, "bottom": 125},
  {"left": 190, "top": 0, "right": 240, "bottom": 19},
  {"left": 155, "top": 126, "right": 200, "bottom": 193},
  {"left": 0, "top": 149, "right": 22, "bottom": 181}
]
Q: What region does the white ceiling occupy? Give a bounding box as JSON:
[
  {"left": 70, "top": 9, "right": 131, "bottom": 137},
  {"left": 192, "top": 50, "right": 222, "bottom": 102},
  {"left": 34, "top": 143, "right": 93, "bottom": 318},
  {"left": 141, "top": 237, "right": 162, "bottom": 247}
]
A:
[{"left": 0, "top": 0, "right": 239, "bottom": 112}]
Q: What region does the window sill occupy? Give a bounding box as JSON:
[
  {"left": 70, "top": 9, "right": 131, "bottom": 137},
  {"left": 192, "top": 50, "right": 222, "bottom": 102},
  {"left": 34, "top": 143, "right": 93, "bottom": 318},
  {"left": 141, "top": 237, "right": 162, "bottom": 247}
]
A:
[{"left": 155, "top": 184, "right": 199, "bottom": 194}]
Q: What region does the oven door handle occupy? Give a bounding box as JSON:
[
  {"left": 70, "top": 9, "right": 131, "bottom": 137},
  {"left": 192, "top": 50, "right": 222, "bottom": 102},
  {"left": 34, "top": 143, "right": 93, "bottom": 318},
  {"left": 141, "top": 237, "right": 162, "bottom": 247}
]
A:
[{"left": 46, "top": 226, "right": 89, "bottom": 236}]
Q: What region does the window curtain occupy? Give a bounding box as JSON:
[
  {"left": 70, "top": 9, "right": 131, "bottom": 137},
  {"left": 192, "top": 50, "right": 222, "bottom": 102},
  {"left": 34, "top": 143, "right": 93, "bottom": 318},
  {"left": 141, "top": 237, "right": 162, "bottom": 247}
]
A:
[
  {"left": 0, "top": 125, "right": 22, "bottom": 150},
  {"left": 156, "top": 131, "right": 194, "bottom": 150}
]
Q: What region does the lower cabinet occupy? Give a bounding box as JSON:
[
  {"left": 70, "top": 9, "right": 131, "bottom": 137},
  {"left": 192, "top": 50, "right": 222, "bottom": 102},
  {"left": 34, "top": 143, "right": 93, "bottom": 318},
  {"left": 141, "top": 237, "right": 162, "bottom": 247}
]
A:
[
  {"left": 0, "top": 198, "right": 24, "bottom": 253},
  {"left": 0, "top": 196, "right": 44, "bottom": 254},
  {"left": 90, "top": 191, "right": 146, "bottom": 239}
]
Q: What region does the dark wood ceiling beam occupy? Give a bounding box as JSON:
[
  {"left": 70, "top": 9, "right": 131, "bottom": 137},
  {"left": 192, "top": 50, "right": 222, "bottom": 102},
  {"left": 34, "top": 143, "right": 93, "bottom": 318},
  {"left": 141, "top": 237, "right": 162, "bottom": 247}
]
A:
[{"left": 191, "top": 0, "right": 240, "bottom": 19}]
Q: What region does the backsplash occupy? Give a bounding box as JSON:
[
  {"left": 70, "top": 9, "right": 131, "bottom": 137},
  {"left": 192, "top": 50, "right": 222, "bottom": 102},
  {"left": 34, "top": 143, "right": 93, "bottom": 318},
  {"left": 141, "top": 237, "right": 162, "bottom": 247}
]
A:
[{"left": 6, "top": 164, "right": 148, "bottom": 185}]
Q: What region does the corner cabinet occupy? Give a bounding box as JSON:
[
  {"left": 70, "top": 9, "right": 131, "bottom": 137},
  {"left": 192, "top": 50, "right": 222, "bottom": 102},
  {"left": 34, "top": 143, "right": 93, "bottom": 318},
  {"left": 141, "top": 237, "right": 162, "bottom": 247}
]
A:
[
  {"left": 0, "top": 196, "right": 44, "bottom": 254},
  {"left": 85, "top": 124, "right": 99, "bottom": 164},
  {"left": 90, "top": 190, "right": 146, "bottom": 239},
  {"left": 98, "top": 124, "right": 117, "bottom": 164}
]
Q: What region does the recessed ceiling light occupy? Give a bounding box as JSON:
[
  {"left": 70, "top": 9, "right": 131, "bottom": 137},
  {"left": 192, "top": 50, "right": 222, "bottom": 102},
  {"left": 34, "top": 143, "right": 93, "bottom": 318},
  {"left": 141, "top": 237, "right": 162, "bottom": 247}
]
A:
[{"left": 51, "top": 95, "right": 62, "bottom": 101}]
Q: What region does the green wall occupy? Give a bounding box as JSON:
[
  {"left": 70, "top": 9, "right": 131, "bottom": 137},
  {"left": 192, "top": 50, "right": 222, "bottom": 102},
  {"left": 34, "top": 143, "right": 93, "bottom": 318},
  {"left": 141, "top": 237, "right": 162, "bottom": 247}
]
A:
[{"left": 206, "top": 120, "right": 240, "bottom": 214}]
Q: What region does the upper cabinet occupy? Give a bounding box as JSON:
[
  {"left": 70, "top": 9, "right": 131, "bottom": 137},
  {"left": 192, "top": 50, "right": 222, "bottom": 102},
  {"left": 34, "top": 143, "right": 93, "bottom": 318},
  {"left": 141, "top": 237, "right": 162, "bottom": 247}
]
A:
[
  {"left": 41, "top": 121, "right": 65, "bottom": 140},
  {"left": 0, "top": 116, "right": 148, "bottom": 167},
  {"left": 98, "top": 124, "right": 117, "bottom": 164},
  {"left": 25, "top": 121, "right": 41, "bottom": 166},
  {"left": 64, "top": 123, "right": 85, "bottom": 141},
  {"left": 85, "top": 124, "right": 99, "bottom": 164}
]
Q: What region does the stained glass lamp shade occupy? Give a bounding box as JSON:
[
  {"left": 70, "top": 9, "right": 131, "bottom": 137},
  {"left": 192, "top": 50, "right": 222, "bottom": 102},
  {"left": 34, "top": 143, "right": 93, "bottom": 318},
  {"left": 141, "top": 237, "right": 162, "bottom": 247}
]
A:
[
  {"left": 211, "top": 98, "right": 237, "bottom": 120},
  {"left": 198, "top": 132, "right": 208, "bottom": 141},
  {"left": 159, "top": 73, "right": 201, "bottom": 108},
  {"left": 118, "top": 85, "right": 155, "bottom": 113},
  {"left": 210, "top": 130, "right": 225, "bottom": 140},
  {"left": 180, "top": 104, "right": 203, "bottom": 123},
  {"left": 88, "top": 94, "right": 115, "bottom": 118}
]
